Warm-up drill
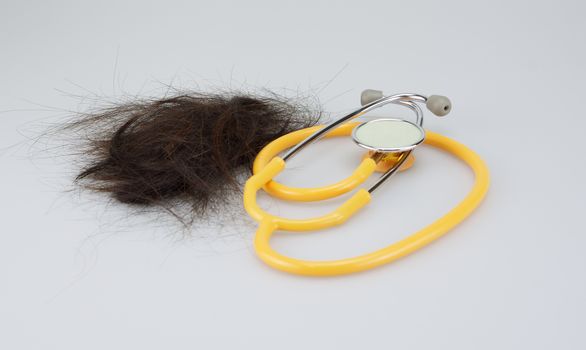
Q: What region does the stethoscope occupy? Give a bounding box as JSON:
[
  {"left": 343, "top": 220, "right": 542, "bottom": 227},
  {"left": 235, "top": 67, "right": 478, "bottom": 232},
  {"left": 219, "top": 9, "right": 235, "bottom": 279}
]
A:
[{"left": 244, "top": 90, "right": 490, "bottom": 276}]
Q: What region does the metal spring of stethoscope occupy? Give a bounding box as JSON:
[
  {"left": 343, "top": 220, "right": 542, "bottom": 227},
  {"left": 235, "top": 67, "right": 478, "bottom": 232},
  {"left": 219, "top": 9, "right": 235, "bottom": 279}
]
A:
[{"left": 282, "top": 90, "right": 452, "bottom": 193}]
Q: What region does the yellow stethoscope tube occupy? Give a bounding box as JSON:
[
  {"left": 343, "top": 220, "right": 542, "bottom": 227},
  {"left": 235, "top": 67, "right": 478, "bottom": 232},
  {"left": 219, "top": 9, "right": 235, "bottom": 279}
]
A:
[
  {"left": 244, "top": 122, "right": 490, "bottom": 276},
  {"left": 253, "top": 123, "right": 378, "bottom": 201}
]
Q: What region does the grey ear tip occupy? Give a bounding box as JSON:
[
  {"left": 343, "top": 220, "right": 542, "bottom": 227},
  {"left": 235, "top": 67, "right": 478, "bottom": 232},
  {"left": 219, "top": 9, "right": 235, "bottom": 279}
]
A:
[
  {"left": 360, "top": 89, "right": 383, "bottom": 106},
  {"left": 426, "top": 95, "right": 452, "bottom": 116}
]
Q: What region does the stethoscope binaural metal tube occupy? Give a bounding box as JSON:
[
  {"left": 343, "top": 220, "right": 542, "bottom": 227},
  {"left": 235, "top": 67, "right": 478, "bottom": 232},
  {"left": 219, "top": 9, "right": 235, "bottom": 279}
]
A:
[
  {"left": 281, "top": 93, "right": 428, "bottom": 161},
  {"left": 281, "top": 93, "right": 429, "bottom": 194}
]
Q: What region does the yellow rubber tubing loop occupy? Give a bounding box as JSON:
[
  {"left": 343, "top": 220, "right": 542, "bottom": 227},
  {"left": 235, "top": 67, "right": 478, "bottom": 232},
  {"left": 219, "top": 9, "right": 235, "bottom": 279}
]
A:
[
  {"left": 244, "top": 126, "right": 490, "bottom": 276},
  {"left": 253, "top": 123, "right": 377, "bottom": 201}
]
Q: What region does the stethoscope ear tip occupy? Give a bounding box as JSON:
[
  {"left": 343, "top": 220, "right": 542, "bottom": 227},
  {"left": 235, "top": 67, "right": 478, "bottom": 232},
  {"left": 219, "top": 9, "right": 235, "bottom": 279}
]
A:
[
  {"left": 426, "top": 95, "right": 452, "bottom": 116},
  {"left": 360, "top": 89, "right": 384, "bottom": 106},
  {"left": 361, "top": 89, "right": 452, "bottom": 117}
]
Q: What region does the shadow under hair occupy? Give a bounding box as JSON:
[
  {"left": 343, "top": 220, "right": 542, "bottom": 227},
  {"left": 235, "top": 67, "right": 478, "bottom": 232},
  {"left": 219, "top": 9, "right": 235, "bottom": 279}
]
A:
[{"left": 67, "top": 91, "right": 321, "bottom": 222}]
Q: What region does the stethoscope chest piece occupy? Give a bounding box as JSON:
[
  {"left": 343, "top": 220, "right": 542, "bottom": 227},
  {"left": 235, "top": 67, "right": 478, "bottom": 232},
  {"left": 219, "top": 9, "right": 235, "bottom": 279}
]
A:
[{"left": 352, "top": 118, "right": 425, "bottom": 153}]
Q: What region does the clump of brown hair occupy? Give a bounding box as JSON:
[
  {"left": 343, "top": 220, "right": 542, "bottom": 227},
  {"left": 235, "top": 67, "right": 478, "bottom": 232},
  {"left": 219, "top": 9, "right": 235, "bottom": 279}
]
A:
[{"left": 67, "top": 91, "right": 320, "bottom": 220}]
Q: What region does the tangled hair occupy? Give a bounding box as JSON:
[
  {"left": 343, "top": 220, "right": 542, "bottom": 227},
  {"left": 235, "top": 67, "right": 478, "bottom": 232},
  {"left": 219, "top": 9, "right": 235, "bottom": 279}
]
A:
[{"left": 67, "top": 91, "right": 320, "bottom": 220}]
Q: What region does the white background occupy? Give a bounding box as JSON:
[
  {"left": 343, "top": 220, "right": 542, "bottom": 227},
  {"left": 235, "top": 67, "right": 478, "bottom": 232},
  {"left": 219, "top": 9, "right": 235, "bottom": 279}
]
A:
[{"left": 1, "top": 0, "right": 585, "bottom": 349}]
